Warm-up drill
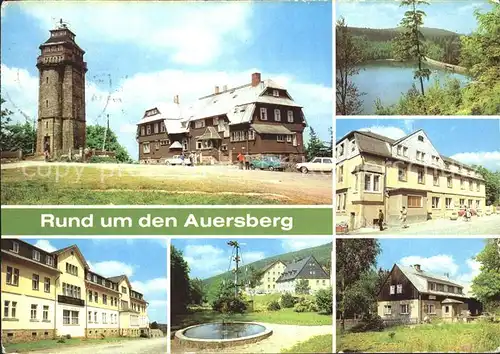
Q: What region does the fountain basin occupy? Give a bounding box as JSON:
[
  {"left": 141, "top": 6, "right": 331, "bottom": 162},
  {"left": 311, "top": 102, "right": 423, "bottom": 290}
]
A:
[{"left": 175, "top": 321, "right": 272, "bottom": 349}]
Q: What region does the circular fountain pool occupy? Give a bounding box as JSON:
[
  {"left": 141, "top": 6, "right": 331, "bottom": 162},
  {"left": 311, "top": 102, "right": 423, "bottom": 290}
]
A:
[{"left": 175, "top": 321, "right": 272, "bottom": 349}]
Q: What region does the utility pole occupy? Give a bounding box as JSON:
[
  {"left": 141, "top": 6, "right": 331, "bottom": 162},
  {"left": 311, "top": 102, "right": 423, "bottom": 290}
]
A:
[
  {"left": 228, "top": 240, "right": 240, "bottom": 297},
  {"left": 102, "top": 114, "right": 109, "bottom": 151}
]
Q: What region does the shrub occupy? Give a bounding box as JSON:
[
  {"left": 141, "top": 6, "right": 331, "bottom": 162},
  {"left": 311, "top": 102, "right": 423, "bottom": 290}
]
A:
[
  {"left": 57, "top": 337, "right": 66, "bottom": 343},
  {"left": 65, "top": 334, "right": 72, "bottom": 340},
  {"left": 294, "top": 297, "right": 317, "bottom": 313},
  {"left": 267, "top": 300, "right": 281, "bottom": 311},
  {"left": 280, "top": 292, "right": 297, "bottom": 308},
  {"left": 212, "top": 296, "right": 247, "bottom": 314},
  {"left": 315, "top": 287, "right": 333, "bottom": 314},
  {"left": 350, "top": 313, "right": 385, "bottom": 333}
]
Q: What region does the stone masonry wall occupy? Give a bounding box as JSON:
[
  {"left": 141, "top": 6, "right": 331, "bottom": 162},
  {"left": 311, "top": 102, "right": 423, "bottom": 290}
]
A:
[{"left": 2, "top": 329, "right": 56, "bottom": 344}]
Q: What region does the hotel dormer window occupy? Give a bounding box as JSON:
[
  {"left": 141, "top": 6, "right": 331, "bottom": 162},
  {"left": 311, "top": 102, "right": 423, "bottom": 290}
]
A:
[
  {"left": 418, "top": 135, "right": 424, "bottom": 142},
  {"left": 11, "top": 241, "right": 19, "bottom": 254},
  {"left": 272, "top": 90, "right": 279, "bottom": 97},
  {"left": 287, "top": 110, "right": 293, "bottom": 123},
  {"left": 146, "top": 125, "right": 151, "bottom": 135},
  {"left": 33, "top": 250, "right": 41, "bottom": 261},
  {"left": 93, "top": 274, "right": 97, "bottom": 282},
  {"left": 46, "top": 256, "right": 54, "bottom": 266}
]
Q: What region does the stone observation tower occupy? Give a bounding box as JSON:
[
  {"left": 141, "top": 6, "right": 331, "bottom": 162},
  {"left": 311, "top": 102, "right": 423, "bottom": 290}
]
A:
[{"left": 36, "top": 20, "right": 87, "bottom": 156}]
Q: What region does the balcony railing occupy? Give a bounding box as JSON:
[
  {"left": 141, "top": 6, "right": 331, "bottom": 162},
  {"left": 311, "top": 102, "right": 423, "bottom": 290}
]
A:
[{"left": 58, "top": 295, "right": 85, "bottom": 307}]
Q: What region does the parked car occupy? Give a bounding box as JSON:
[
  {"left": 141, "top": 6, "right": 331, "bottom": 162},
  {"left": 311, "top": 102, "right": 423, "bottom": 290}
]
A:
[
  {"left": 296, "top": 156, "right": 333, "bottom": 174},
  {"left": 250, "top": 156, "right": 285, "bottom": 171},
  {"left": 165, "top": 155, "right": 191, "bottom": 166}
]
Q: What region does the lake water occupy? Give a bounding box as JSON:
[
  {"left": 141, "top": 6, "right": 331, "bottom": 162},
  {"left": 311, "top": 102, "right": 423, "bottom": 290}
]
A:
[{"left": 350, "top": 61, "right": 468, "bottom": 114}]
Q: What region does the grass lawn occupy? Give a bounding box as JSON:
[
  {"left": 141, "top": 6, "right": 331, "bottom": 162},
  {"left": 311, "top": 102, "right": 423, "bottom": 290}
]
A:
[
  {"left": 4, "top": 337, "right": 144, "bottom": 353},
  {"left": 337, "top": 322, "right": 500, "bottom": 353},
  {"left": 1, "top": 166, "right": 283, "bottom": 204},
  {"left": 173, "top": 307, "right": 332, "bottom": 329},
  {"left": 281, "top": 334, "right": 333, "bottom": 353},
  {"left": 173, "top": 294, "right": 332, "bottom": 329}
]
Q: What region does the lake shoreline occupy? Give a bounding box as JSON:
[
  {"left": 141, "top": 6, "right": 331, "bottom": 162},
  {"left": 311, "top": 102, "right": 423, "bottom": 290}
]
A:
[{"left": 360, "top": 58, "right": 468, "bottom": 75}]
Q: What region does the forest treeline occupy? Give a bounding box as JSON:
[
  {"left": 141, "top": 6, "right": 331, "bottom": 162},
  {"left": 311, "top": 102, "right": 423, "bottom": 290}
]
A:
[{"left": 349, "top": 26, "right": 462, "bottom": 65}]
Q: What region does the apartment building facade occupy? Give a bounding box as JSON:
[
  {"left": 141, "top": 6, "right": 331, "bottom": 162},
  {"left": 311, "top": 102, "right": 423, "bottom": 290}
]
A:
[
  {"left": 377, "top": 264, "right": 483, "bottom": 323},
  {"left": 249, "top": 260, "right": 287, "bottom": 294},
  {"left": 85, "top": 270, "right": 120, "bottom": 338},
  {"left": 108, "top": 275, "right": 149, "bottom": 337},
  {"left": 275, "top": 256, "right": 331, "bottom": 294},
  {"left": 336, "top": 130, "right": 486, "bottom": 229},
  {"left": 1, "top": 239, "right": 149, "bottom": 344},
  {"left": 137, "top": 72, "right": 307, "bottom": 164}
]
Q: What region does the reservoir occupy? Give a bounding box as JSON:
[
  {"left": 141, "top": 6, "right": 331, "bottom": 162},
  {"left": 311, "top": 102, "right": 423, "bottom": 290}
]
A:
[{"left": 350, "top": 61, "right": 468, "bottom": 114}]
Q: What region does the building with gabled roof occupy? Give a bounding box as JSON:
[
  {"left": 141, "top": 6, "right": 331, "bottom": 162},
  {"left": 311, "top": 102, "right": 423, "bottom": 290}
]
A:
[
  {"left": 336, "top": 129, "right": 486, "bottom": 229},
  {"left": 136, "top": 72, "right": 307, "bottom": 164},
  {"left": 377, "top": 263, "right": 483, "bottom": 324},
  {"left": 245, "top": 260, "right": 287, "bottom": 295},
  {"left": 1, "top": 239, "right": 151, "bottom": 344},
  {"left": 275, "top": 255, "right": 331, "bottom": 294}
]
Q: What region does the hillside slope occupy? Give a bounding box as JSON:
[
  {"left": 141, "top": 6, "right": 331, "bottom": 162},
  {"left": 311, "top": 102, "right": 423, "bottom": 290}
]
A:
[
  {"left": 203, "top": 242, "right": 333, "bottom": 287},
  {"left": 346, "top": 26, "right": 461, "bottom": 42}
]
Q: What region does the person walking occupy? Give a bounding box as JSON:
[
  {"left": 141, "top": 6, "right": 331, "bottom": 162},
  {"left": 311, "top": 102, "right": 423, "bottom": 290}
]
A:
[
  {"left": 400, "top": 206, "right": 408, "bottom": 228},
  {"left": 378, "top": 209, "right": 384, "bottom": 231},
  {"left": 237, "top": 152, "right": 245, "bottom": 170},
  {"left": 44, "top": 140, "right": 50, "bottom": 162},
  {"left": 465, "top": 206, "right": 472, "bottom": 222}
]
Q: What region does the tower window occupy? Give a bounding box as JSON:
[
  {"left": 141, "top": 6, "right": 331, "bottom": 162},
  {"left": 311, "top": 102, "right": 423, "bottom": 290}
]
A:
[
  {"left": 45, "top": 122, "right": 48, "bottom": 129},
  {"left": 46, "top": 77, "right": 49, "bottom": 84},
  {"left": 45, "top": 100, "right": 49, "bottom": 108}
]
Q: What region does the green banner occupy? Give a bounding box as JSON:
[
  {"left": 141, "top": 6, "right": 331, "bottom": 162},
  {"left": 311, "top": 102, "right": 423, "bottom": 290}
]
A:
[{"left": 1, "top": 207, "right": 332, "bottom": 235}]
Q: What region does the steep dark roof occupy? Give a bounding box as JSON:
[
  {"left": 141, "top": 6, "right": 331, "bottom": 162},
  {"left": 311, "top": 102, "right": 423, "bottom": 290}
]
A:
[
  {"left": 276, "top": 255, "right": 329, "bottom": 283},
  {"left": 276, "top": 256, "right": 311, "bottom": 282},
  {"left": 354, "top": 131, "right": 392, "bottom": 158},
  {"left": 108, "top": 275, "right": 127, "bottom": 283}
]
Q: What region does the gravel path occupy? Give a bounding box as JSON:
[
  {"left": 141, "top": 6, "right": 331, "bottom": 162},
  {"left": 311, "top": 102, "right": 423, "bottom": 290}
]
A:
[
  {"left": 171, "top": 323, "right": 333, "bottom": 353},
  {"left": 18, "top": 337, "right": 167, "bottom": 354}
]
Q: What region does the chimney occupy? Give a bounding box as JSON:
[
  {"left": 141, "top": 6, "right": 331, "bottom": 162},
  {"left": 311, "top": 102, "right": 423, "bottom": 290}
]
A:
[
  {"left": 414, "top": 264, "right": 421, "bottom": 272},
  {"left": 215, "top": 86, "right": 220, "bottom": 94},
  {"left": 444, "top": 272, "right": 449, "bottom": 278},
  {"left": 223, "top": 84, "right": 228, "bottom": 92},
  {"left": 173, "top": 95, "right": 179, "bottom": 104},
  {"left": 251, "top": 72, "right": 261, "bottom": 87}
]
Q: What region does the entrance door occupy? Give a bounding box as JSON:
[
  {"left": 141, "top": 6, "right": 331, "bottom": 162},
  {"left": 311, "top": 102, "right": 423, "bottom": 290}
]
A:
[
  {"left": 350, "top": 212, "right": 355, "bottom": 230},
  {"left": 43, "top": 136, "right": 51, "bottom": 152}
]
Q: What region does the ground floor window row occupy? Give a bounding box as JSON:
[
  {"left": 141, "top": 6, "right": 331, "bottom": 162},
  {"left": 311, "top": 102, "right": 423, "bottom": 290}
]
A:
[
  {"left": 383, "top": 303, "right": 411, "bottom": 315},
  {"left": 88, "top": 311, "right": 118, "bottom": 325},
  {"left": 63, "top": 310, "right": 79, "bottom": 325},
  {"left": 4, "top": 301, "right": 51, "bottom": 321},
  {"left": 336, "top": 194, "right": 483, "bottom": 211}
]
